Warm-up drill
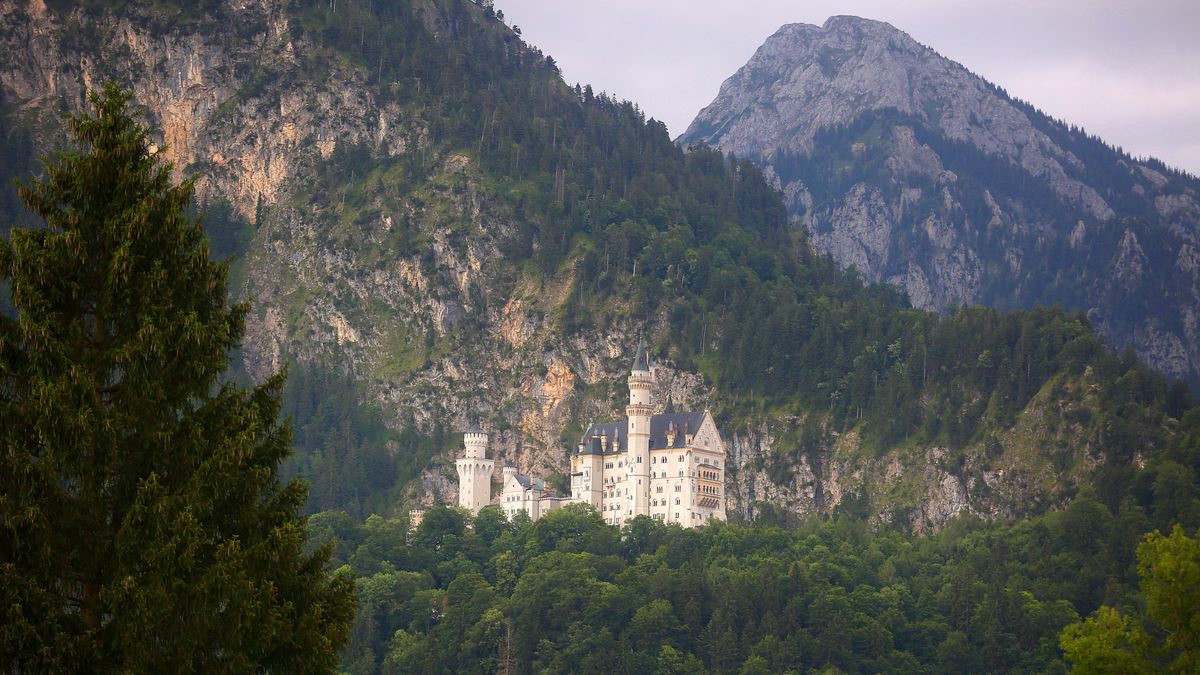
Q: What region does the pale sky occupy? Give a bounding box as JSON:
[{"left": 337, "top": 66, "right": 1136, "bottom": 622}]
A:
[{"left": 499, "top": 0, "right": 1200, "bottom": 176}]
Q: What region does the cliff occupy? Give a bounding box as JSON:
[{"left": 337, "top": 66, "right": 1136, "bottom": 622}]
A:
[
  {"left": 679, "top": 16, "right": 1200, "bottom": 386},
  {"left": 0, "top": 1, "right": 1184, "bottom": 531}
]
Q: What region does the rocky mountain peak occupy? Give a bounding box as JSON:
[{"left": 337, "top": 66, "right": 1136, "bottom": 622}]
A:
[
  {"left": 0, "top": 0, "right": 1193, "bottom": 534},
  {"left": 679, "top": 16, "right": 1200, "bottom": 385},
  {"left": 684, "top": 14, "right": 1073, "bottom": 185},
  {"left": 815, "top": 15, "right": 925, "bottom": 52}
]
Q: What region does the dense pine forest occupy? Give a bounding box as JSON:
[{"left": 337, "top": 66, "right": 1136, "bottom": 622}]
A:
[
  {"left": 314, "top": 474, "right": 1200, "bottom": 672},
  {"left": 252, "top": 1, "right": 1198, "bottom": 672},
  {"left": 1, "top": 0, "right": 1190, "bottom": 518},
  {"left": 4, "top": 3, "right": 1192, "bottom": 467},
  {"left": 1, "top": 0, "right": 1198, "bottom": 672},
  {"left": 197, "top": 0, "right": 1195, "bottom": 521}
]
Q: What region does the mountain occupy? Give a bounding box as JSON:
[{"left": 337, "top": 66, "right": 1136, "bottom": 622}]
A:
[
  {"left": 678, "top": 15, "right": 1200, "bottom": 386},
  {"left": 0, "top": 1, "right": 1194, "bottom": 533}
]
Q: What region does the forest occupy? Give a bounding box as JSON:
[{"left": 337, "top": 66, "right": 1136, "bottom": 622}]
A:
[
  {"left": 1, "top": 0, "right": 1198, "bottom": 671},
  {"left": 313, "top": 440, "right": 1200, "bottom": 673},
  {"left": 206, "top": 0, "right": 1198, "bottom": 527},
  {"left": 262, "top": 3, "right": 1200, "bottom": 672}
]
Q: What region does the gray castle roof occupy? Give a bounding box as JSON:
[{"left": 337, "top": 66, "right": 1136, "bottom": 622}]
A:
[
  {"left": 631, "top": 339, "right": 650, "bottom": 372},
  {"left": 508, "top": 470, "right": 547, "bottom": 493},
  {"left": 578, "top": 411, "right": 706, "bottom": 455}
]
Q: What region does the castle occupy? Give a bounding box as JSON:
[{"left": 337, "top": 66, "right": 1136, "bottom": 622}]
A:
[
  {"left": 454, "top": 343, "right": 727, "bottom": 528},
  {"left": 455, "top": 423, "right": 569, "bottom": 521}
]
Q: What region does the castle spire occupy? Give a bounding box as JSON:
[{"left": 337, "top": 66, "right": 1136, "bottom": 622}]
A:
[
  {"left": 631, "top": 338, "right": 650, "bottom": 372},
  {"left": 663, "top": 392, "right": 675, "bottom": 414},
  {"left": 626, "top": 339, "right": 654, "bottom": 518}
]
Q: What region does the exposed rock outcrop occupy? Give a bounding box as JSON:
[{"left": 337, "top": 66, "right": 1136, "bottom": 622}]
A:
[
  {"left": 680, "top": 15, "right": 1200, "bottom": 385},
  {"left": 0, "top": 2, "right": 1150, "bottom": 530}
]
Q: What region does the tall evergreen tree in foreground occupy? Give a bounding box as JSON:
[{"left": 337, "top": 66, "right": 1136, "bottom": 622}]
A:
[{"left": 0, "top": 84, "right": 354, "bottom": 671}]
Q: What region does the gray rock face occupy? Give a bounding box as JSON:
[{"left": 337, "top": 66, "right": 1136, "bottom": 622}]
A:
[
  {"left": 680, "top": 15, "right": 1200, "bottom": 385},
  {"left": 0, "top": 3, "right": 1176, "bottom": 530}
]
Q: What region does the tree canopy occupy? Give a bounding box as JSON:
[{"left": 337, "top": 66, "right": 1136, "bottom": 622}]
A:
[
  {"left": 1061, "top": 525, "right": 1200, "bottom": 673},
  {"left": 320, "top": 494, "right": 1199, "bottom": 674},
  {"left": 0, "top": 83, "right": 354, "bottom": 671}
]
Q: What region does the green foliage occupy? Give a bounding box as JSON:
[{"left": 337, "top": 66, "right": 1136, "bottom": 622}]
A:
[
  {"left": 0, "top": 84, "right": 353, "bottom": 671},
  {"left": 315, "top": 488, "right": 1199, "bottom": 674},
  {"left": 283, "top": 1, "right": 1187, "bottom": 481},
  {"left": 1060, "top": 607, "right": 1154, "bottom": 674},
  {"left": 6, "top": 0, "right": 1188, "bottom": 519},
  {"left": 317, "top": 408, "right": 1200, "bottom": 673},
  {"left": 196, "top": 196, "right": 255, "bottom": 293},
  {"left": 45, "top": 0, "right": 232, "bottom": 34},
  {"left": 1061, "top": 525, "right": 1200, "bottom": 673},
  {"left": 0, "top": 103, "right": 44, "bottom": 238},
  {"left": 280, "top": 361, "right": 434, "bottom": 518}
]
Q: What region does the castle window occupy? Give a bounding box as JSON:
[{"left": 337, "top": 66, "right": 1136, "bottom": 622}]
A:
[
  {"left": 675, "top": 498, "right": 680, "bottom": 505},
  {"left": 675, "top": 485, "right": 681, "bottom": 492}
]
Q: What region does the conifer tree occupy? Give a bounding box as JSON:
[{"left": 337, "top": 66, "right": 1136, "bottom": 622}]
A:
[{"left": 0, "top": 84, "right": 354, "bottom": 671}]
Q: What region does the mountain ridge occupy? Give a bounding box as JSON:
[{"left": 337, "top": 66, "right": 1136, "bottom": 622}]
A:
[
  {"left": 679, "top": 15, "right": 1200, "bottom": 385},
  {"left": 0, "top": 1, "right": 1191, "bottom": 532}
]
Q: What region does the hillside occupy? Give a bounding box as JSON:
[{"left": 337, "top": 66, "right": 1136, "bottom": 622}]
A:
[
  {"left": 0, "top": 0, "right": 1193, "bottom": 532},
  {"left": 679, "top": 16, "right": 1200, "bottom": 386}
]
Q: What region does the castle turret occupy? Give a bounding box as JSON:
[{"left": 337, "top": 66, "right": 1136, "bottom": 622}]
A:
[
  {"left": 626, "top": 340, "right": 654, "bottom": 517},
  {"left": 456, "top": 422, "right": 494, "bottom": 514},
  {"left": 570, "top": 430, "right": 605, "bottom": 512}
]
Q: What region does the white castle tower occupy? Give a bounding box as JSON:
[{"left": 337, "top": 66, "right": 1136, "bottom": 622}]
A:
[
  {"left": 569, "top": 340, "right": 728, "bottom": 528},
  {"left": 456, "top": 422, "right": 494, "bottom": 514},
  {"left": 626, "top": 340, "right": 653, "bottom": 517}
]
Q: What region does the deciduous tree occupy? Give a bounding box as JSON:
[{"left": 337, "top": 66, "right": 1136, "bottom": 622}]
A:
[{"left": 1061, "top": 525, "right": 1200, "bottom": 673}]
